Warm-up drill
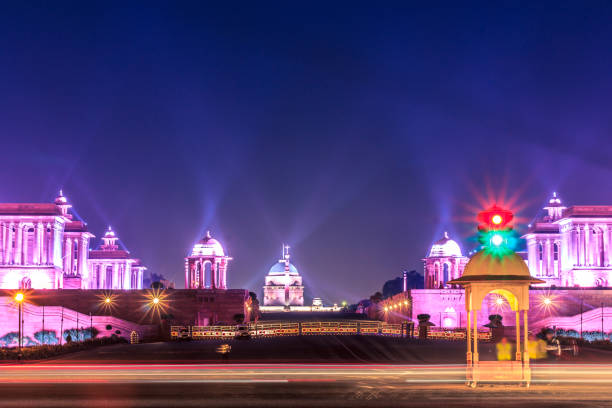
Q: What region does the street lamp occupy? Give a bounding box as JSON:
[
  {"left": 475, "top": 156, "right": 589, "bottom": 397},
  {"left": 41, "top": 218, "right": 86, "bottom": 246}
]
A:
[
  {"left": 152, "top": 297, "right": 160, "bottom": 305},
  {"left": 14, "top": 293, "right": 24, "bottom": 351},
  {"left": 105, "top": 297, "right": 111, "bottom": 304}
]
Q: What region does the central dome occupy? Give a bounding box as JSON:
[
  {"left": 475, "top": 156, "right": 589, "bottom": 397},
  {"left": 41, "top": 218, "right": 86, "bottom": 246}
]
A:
[
  {"left": 190, "top": 231, "right": 225, "bottom": 257},
  {"left": 268, "top": 261, "right": 299, "bottom": 275},
  {"left": 429, "top": 232, "right": 462, "bottom": 257}
]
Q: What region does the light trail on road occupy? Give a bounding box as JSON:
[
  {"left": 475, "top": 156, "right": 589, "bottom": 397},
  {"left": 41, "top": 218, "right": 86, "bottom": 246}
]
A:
[{"left": 3, "top": 363, "right": 612, "bottom": 384}]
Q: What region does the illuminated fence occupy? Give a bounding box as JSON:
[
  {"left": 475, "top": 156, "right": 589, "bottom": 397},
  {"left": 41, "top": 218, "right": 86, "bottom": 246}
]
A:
[
  {"left": 173, "top": 321, "right": 413, "bottom": 339},
  {"left": 413, "top": 327, "right": 491, "bottom": 341},
  {"left": 171, "top": 321, "right": 489, "bottom": 340}
]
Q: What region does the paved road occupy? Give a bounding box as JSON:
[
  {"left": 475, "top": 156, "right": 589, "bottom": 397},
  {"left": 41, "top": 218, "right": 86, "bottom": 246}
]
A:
[{"left": 3, "top": 363, "right": 612, "bottom": 407}]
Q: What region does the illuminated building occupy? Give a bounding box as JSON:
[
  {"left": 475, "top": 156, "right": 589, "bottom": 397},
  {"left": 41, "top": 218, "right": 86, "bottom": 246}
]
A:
[
  {"left": 88, "top": 226, "right": 146, "bottom": 289},
  {"left": 0, "top": 192, "right": 145, "bottom": 289},
  {"left": 423, "top": 232, "right": 469, "bottom": 288},
  {"left": 263, "top": 245, "right": 304, "bottom": 307},
  {"left": 523, "top": 193, "right": 612, "bottom": 287},
  {"left": 185, "top": 231, "right": 231, "bottom": 289}
]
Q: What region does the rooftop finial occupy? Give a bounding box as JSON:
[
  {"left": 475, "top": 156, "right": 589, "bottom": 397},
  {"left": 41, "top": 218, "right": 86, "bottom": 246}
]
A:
[
  {"left": 205, "top": 230, "right": 212, "bottom": 239},
  {"left": 443, "top": 231, "right": 449, "bottom": 239}
]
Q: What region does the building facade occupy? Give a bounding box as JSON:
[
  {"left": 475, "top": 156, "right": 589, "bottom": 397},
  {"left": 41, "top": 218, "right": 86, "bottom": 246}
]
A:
[
  {"left": 423, "top": 232, "right": 469, "bottom": 289},
  {"left": 263, "top": 245, "right": 304, "bottom": 307},
  {"left": 0, "top": 192, "right": 145, "bottom": 290},
  {"left": 523, "top": 193, "right": 612, "bottom": 287},
  {"left": 88, "top": 226, "right": 146, "bottom": 290},
  {"left": 185, "top": 231, "right": 231, "bottom": 289}
]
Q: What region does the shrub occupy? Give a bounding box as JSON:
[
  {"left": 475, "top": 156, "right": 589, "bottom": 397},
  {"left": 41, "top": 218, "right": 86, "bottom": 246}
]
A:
[
  {"left": 33, "top": 330, "right": 59, "bottom": 345},
  {"left": 0, "top": 336, "right": 128, "bottom": 360}
]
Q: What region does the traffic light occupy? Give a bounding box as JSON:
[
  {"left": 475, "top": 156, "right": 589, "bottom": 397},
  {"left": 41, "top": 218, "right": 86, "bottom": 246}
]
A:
[
  {"left": 477, "top": 205, "right": 518, "bottom": 257},
  {"left": 477, "top": 204, "right": 513, "bottom": 231}
]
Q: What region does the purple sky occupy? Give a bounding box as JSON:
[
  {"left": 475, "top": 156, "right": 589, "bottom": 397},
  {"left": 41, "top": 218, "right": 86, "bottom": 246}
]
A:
[{"left": 2, "top": 2, "right": 612, "bottom": 303}]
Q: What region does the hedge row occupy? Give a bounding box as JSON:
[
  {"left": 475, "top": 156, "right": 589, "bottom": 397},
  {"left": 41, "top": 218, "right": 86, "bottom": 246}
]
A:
[{"left": 0, "top": 335, "right": 127, "bottom": 360}]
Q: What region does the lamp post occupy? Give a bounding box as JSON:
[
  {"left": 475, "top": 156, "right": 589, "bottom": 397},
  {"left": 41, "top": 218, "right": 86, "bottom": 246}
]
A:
[
  {"left": 14, "top": 293, "right": 24, "bottom": 351},
  {"left": 42, "top": 304, "right": 45, "bottom": 345}
]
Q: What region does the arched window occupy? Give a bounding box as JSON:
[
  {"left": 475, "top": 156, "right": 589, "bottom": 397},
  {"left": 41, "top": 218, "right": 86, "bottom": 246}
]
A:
[
  {"left": 443, "top": 263, "right": 450, "bottom": 287},
  {"left": 538, "top": 243, "right": 544, "bottom": 261},
  {"left": 73, "top": 240, "right": 79, "bottom": 274},
  {"left": 204, "top": 262, "right": 212, "bottom": 287},
  {"left": 20, "top": 277, "right": 31, "bottom": 289},
  {"left": 553, "top": 243, "right": 559, "bottom": 261}
]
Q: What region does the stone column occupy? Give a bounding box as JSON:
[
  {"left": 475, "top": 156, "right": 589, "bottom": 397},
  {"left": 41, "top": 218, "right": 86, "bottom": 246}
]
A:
[
  {"left": 113, "top": 263, "right": 119, "bottom": 289},
  {"left": 6, "top": 223, "right": 14, "bottom": 264},
  {"left": 33, "top": 222, "right": 40, "bottom": 265},
  {"left": 578, "top": 226, "right": 584, "bottom": 266},
  {"left": 556, "top": 240, "right": 562, "bottom": 277},
  {"left": 63, "top": 237, "right": 71, "bottom": 274},
  {"left": 79, "top": 237, "right": 87, "bottom": 278},
  {"left": 22, "top": 225, "right": 30, "bottom": 265},
  {"left": 544, "top": 239, "right": 552, "bottom": 276},
  {"left": 584, "top": 224, "right": 590, "bottom": 266},
  {"left": 15, "top": 223, "right": 23, "bottom": 265}
]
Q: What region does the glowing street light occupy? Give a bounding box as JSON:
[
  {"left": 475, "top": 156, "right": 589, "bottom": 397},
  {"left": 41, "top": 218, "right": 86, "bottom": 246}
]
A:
[
  {"left": 105, "top": 297, "right": 111, "bottom": 304},
  {"left": 14, "top": 292, "right": 24, "bottom": 351},
  {"left": 543, "top": 297, "right": 552, "bottom": 306},
  {"left": 152, "top": 297, "right": 160, "bottom": 305},
  {"left": 495, "top": 297, "right": 504, "bottom": 306}
]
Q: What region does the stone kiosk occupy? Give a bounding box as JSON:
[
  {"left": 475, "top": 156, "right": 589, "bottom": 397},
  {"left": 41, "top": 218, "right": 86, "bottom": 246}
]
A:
[{"left": 450, "top": 251, "right": 543, "bottom": 387}]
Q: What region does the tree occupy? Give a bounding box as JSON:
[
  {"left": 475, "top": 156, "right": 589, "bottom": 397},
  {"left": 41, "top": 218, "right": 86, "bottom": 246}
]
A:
[
  {"left": 382, "top": 277, "right": 403, "bottom": 299},
  {"left": 246, "top": 292, "right": 261, "bottom": 322},
  {"left": 33, "top": 330, "right": 59, "bottom": 345},
  {"left": 151, "top": 281, "right": 165, "bottom": 289},
  {"left": 404, "top": 270, "right": 424, "bottom": 290}
]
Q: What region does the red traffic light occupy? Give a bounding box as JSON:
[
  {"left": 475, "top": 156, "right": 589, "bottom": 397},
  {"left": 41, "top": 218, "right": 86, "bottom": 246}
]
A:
[{"left": 477, "top": 205, "right": 513, "bottom": 230}]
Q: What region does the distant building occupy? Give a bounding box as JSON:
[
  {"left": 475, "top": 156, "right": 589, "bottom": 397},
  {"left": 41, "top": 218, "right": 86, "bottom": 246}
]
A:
[
  {"left": 184, "top": 231, "right": 231, "bottom": 289},
  {"left": 263, "top": 245, "right": 304, "bottom": 307},
  {"left": 0, "top": 191, "right": 145, "bottom": 289},
  {"left": 88, "top": 226, "right": 146, "bottom": 289},
  {"left": 423, "top": 232, "right": 469, "bottom": 289}
]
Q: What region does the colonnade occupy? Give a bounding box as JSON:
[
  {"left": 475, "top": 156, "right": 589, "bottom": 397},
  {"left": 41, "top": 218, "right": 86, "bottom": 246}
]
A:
[
  {"left": 0, "top": 221, "right": 60, "bottom": 266},
  {"left": 186, "top": 258, "right": 228, "bottom": 289},
  {"left": 567, "top": 224, "right": 611, "bottom": 268}
]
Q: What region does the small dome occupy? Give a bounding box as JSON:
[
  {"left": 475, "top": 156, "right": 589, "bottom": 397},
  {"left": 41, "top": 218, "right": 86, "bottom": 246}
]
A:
[
  {"left": 429, "top": 232, "right": 462, "bottom": 257},
  {"left": 104, "top": 226, "right": 116, "bottom": 238},
  {"left": 55, "top": 190, "right": 68, "bottom": 205},
  {"left": 461, "top": 251, "right": 531, "bottom": 279},
  {"left": 191, "top": 231, "right": 225, "bottom": 257},
  {"left": 268, "top": 261, "right": 299, "bottom": 275}
]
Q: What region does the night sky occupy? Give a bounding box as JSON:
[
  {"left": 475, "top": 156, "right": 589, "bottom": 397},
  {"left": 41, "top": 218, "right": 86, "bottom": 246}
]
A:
[{"left": 2, "top": 2, "right": 612, "bottom": 303}]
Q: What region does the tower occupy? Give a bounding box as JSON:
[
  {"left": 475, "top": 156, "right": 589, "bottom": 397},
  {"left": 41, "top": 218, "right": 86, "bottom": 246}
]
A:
[
  {"left": 185, "top": 231, "right": 232, "bottom": 289},
  {"left": 263, "top": 245, "right": 304, "bottom": 307},
  {"left": 423, "top": 232, "right": 469, "bottom": 289}
]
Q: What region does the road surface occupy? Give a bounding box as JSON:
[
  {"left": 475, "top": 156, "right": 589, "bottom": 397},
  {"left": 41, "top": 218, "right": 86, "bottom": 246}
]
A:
[{"left": 3, "top": 363, "right": 612, "bottom": 407}]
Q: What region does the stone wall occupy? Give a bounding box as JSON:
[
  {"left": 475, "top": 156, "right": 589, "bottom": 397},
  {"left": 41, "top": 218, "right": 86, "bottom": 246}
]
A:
[{"left": 0, "top": 288, "right": 249, "bottom": 338}]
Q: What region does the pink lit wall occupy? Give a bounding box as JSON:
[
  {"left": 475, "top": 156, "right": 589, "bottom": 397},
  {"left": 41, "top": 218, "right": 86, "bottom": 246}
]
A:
[{"left": 0, "top": 297, "right": 156, "bottom": 347}]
